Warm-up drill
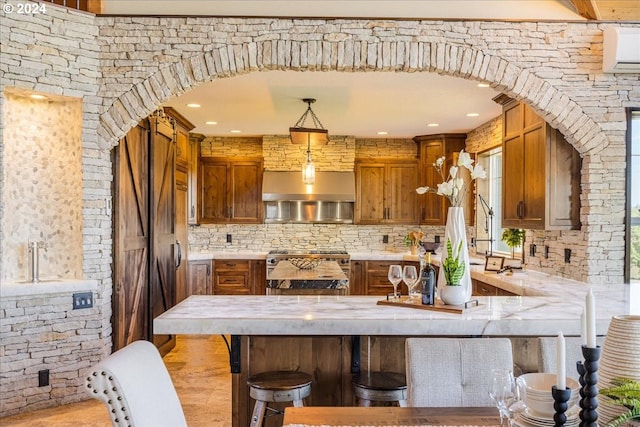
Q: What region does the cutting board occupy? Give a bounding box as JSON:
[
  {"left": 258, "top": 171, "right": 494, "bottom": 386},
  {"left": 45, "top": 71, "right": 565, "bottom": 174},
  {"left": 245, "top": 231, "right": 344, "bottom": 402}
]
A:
[{"left": 376, "top": 296, "right": 483, "bottom": 314}]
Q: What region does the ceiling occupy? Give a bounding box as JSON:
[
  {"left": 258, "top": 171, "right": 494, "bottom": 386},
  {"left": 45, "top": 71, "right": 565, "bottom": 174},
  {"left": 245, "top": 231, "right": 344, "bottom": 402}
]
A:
[{"left": 114, "top": 0, "right": 638, "bottom": 139}]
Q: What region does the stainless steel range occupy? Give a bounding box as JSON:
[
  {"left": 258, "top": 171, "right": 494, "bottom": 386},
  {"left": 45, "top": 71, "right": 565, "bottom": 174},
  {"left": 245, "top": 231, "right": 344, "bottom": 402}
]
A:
[
  {"left": 266, "top": 250, "right": 351, "bottom": 276},
  {"left": 265, "top": 250, "right": 351, "bottom": 295}
]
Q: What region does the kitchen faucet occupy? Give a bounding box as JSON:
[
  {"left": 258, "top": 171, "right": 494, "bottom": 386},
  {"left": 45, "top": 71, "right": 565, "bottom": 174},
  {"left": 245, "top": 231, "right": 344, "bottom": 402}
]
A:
[
  {"left": 474, "top": 194, "right": 495, "bottom": 256},
  {"left": 27, "top": 240, "right": 46, "bottom": 282}
]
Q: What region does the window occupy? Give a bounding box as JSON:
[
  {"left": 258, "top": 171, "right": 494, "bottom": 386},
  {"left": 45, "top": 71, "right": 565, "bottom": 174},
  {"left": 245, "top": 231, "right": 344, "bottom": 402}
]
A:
[
  {"left": 628, "top": 109, "right": 640, "bottom": 282},
  {"left": 475, "top": 147, "right": 517, "bottom": 257}
]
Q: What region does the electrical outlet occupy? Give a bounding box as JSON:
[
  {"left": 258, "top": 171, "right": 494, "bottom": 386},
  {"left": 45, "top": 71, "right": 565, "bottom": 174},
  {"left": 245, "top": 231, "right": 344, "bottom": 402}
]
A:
[
  {"left": 529, "top": 244, "right": 536, "bottom": 257},
  {"left": 382, "top": 235, "right": 388, "bottom": 244},
  {"left": 72, "top": 292, "right": 93, "bottom": 310},
  {"left": 544, "top": 245, "right": 550, "bottom": 259},
  {"left": 226, "top": 234, "right": 232, "bottom": 243},
  {"left": 38, "top": 369, "right": 49, "bottom": 387},
  {"left": 434, "top": 235, "right": 440, "bottom": 244},
  {"left": 564, "top": 248, "right": 571, "bottom": 263}
]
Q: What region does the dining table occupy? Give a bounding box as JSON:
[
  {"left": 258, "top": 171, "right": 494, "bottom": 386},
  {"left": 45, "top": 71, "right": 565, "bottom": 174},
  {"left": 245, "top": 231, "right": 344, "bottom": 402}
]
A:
[{"left": 282, "top": 406, "right": 501, "bottom": 426}]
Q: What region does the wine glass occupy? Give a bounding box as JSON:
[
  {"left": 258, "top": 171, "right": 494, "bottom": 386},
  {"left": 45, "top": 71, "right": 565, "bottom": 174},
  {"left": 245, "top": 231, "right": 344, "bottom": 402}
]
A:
[
  {"left": 490, "top": 370, "right": 527, "bottom": 427},
  {"left": 489, "top": 369, "right": 512, "bottom": 426},
  {"left": 402, "top": 265, "right": 419, "bottom": 299},
  {"left": 388, "top": 265, "right": 403, "bottom": 298}
]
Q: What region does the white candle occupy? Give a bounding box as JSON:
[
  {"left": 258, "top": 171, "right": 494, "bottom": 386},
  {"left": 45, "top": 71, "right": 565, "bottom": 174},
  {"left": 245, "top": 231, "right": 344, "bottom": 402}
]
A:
[
  {"left": 586, "top": 288, "right": 596, "bottom": 348},
  {"left": 580, "top": 309, "right": 587, "bottom": 346},
  {"left": 557, "top": 331, "right": 566, "bottom": 390}
]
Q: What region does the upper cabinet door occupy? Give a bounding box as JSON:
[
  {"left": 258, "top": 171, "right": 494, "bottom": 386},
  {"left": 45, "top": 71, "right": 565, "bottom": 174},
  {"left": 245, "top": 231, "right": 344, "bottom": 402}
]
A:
[
  {"left": 355, "top": 159, "right": 419, "bottom": 225},
  {"left": 229, "top": 161, "right": 264, "bottom": 223},
  {"left": 386, "top": 162, "right": 419, "bottom": 223},
  {"left": 198, "top": 157, "right": 263, "bottom": 224},
  {"left": 355, "top": 163, "right": 386, "bottom": 224},
  {"left": 414, "top": 134, "right": 469, "bottom": 226},
  {"left": 499, "top": 99, "right": 581, "bottom": 230}
]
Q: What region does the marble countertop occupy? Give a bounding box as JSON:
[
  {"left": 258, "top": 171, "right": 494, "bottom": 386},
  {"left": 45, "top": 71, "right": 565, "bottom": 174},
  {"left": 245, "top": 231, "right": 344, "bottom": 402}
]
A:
[
  {"left": 0, "top": 279, "right": 98, "bottom": 297},
  {"left": 154, "top": 282, "right": 636, "bottom": 337},
  {"left": 268, "top": 260, "right": 347, "bottom": 280}
]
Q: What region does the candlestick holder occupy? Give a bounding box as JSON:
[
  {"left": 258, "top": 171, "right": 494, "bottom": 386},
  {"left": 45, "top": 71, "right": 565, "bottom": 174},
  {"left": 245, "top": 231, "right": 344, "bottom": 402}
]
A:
[
  {"left": 578, "top": 345, "right": 601, "bottom": 427},
  {"left": 552, "top": 385, "right": 572, "bottom": 427}
]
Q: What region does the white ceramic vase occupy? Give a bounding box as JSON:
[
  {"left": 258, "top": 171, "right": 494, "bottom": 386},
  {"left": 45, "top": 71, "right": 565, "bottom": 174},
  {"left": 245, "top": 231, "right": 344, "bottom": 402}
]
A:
[
  {"left": 437, "top": 206, "right": 471, "bottom": 302},
  {"left": 598, "top": 315, "right": 640, "bottom": 427},
  {"left": 440, "top": 284, "right": 467, "bottom": 306}
]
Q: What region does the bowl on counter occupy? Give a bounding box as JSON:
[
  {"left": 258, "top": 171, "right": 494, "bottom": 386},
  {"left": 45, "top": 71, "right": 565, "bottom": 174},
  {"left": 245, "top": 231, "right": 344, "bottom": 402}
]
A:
[{"left": 419, "top": 241, "right": 440, "bottom": 253}]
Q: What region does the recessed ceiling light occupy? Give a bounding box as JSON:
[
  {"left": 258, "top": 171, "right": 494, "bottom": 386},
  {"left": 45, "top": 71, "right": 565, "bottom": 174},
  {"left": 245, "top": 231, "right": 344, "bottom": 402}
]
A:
[
  {"left": 377, "top": 131, "right": 388, "bottom": 135},
  {"left": 466, "top": 113, "right": 479, "bottom": 117},
  {"left": 205, "top": 121, "right": 218, "bottom": 125},
  {"left": 30, "top": 94, "right": 47, "bottom": 100},
  {"left": 477, "top": 83, "right": 490, "bottom": 88},
  {"left": 230, "top": 130, "right": 241, "bottom": 133},
  {"left": 186, "top": 103, "right": 201, "bottom": 108},
  {"left": 427, "top": 123, "right": 439, "bottom": 127}
]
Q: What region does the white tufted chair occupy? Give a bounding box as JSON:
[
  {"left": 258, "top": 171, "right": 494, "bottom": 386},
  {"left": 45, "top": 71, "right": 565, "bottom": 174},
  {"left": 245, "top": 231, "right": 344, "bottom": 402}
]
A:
[
  {"left": 405, "top": 337, "right": 514, "bottom": 407},
  {"left": 537, "top": 336, "right": 605, "bottom": 380},
  {"left": 84, "top": 340, "right": 187, "bottom": 427}
]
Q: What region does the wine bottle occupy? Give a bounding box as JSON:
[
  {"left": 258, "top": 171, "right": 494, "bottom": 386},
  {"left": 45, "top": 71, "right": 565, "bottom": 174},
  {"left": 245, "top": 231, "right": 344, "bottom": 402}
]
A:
[{"left": 421, "top": 252, "right": 436, "bottom": 305}]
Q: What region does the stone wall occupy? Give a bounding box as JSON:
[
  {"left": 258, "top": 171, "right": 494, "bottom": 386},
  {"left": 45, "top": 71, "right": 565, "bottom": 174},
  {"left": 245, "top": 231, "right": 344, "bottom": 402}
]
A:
[
  {"left": 0, "top": 291, "right": 101, "bottom": 415},
  {"left": 0, "top": 2, "right": 109, "bottom": 416}
]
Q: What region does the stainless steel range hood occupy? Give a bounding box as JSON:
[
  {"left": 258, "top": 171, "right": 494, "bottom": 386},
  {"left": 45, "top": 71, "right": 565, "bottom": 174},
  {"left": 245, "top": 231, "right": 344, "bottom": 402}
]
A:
[{"left": 262, "top": 171, "right": 355, "bottom": 223}]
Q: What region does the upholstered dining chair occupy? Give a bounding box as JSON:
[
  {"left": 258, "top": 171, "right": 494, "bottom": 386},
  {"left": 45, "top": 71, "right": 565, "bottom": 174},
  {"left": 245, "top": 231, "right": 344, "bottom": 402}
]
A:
[
  {"left": 85, "top": 340, "right": 188, "bottom": 427},
  {"left": 537, "top": 336, "right": 605, "bottom": 380},
  {"left": 405, "top": 337, "right": 514, "bottom": 407}
]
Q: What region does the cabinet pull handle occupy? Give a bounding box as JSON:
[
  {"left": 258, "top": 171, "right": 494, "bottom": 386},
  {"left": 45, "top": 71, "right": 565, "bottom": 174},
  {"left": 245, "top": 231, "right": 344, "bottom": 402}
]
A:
[
  {"left": 175, "top": 240, "right": 182, "bottom": 270},
  {"left": 207, "top": 264, "right": 210, "bottom": 276},
  {"left": 191, "top": 206, "right": 195, "bottom": 217},
  {"left": 517, "top": 201, "right": 523, "bottom": 219}
]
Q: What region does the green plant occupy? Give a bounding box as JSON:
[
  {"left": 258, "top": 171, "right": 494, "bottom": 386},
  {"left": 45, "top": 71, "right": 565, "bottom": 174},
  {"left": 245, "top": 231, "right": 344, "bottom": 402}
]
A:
[
  {"left": 501, "top": 228, "right": 525, "bottom": 259},
  {"left": 600, "top": 377, "right": 640, "bottom": 427},
  {"left": 403, "top": 230, "right": 423, "bottom": 247},
  {"left": 442, "top": 238, "right": 465, "bottom": 285}
]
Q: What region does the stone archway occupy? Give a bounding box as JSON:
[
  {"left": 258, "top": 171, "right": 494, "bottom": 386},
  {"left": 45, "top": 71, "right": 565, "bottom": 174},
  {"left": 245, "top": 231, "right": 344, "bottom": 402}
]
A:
[
  {"left": 98, "top": 38, "right": 617, "bottom": 283},
  {"left": 99, "top": 41, "right": 608, "bottom": 156}
]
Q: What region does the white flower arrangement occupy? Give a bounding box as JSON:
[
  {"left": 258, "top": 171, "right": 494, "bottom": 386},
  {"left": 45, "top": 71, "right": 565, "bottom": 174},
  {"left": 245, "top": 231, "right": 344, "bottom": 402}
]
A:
[{"left": 416, "top": 150, "right": 486, "bottom": 207}]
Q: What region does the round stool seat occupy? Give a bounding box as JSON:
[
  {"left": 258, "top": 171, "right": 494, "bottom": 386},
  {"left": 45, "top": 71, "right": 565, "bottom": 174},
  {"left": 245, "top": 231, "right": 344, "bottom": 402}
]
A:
[
  {"left": 247, "top": 371, "right": 312, "bottom": 427},
  {"left": 353, "top": 371, "right": 407, "bottom": 407}
]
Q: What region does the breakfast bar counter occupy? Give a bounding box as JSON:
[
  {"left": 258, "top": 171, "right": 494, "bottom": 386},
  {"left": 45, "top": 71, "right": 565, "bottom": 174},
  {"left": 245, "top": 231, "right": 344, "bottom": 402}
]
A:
[{"left": 154, "top": 286, "right": 635, "bottom": 427}]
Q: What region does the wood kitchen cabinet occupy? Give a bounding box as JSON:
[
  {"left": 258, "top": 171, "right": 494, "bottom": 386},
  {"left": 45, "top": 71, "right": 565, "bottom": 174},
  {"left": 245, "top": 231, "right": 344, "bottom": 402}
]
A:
[
  {"left": 198, "top": 157, "right": 264, "bottom": 224},
  {"left": 350, "top": 259, "right": 422, "bottom": 296},
  {"left": 472, "top": 278, "right": 517, "bottom": 296},
  {"left": 413, "top": 133, "right": 473, "bottom": 226},
  {"left": 164, "top": 107, "right": 196, "bottom": 304},
  {"left": 188, "top": 134, "right": 203, "bottom": 225},
  {"left": 355, "top": 159, "right": 419, "bottom": 224},
  {"left": 498, "top": 98, "right": 581, "bottom": 230},
  {"left": 188, "top": 260, "right": 212, "bottom": 295},
  {"left": 212, "top": 259, "right": 266, "bottom": 295}
]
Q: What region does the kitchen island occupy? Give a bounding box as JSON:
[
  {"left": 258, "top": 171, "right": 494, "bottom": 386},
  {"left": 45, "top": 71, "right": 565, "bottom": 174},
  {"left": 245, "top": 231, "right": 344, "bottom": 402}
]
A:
[
  {"left": 266, "top": 260, "right": 348, "bottom": 294},
  {"left": 154, "top": 284, "right": 635, "bottom": 427}
]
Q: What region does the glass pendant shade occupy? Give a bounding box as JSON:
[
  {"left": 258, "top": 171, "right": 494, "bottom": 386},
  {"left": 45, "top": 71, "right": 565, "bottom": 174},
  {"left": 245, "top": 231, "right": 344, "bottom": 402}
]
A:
[{"left": 302, "top": 156, "right": 316, "bottom": 185}]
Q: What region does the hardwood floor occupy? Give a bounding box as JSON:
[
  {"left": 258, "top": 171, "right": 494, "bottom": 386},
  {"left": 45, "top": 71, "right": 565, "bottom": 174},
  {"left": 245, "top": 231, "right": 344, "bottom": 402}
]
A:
[{"left": 0, "top": 335, "right": 232, "bottom": 427}]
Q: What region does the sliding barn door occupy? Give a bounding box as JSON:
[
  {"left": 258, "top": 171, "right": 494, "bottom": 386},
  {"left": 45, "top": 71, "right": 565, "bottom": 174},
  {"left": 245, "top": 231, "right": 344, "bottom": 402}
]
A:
[
  {"left": 113, "top": 120, "right": 150, "bottom": 350},
  {"left": 149, "top": 115, "right": 177, "bottom": 354},
  {"left": 113, "top": 112, "right": 177, "bottom": 354}
]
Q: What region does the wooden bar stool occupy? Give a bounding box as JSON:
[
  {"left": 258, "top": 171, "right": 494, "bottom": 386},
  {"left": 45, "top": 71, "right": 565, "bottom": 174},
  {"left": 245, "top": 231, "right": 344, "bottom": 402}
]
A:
[
  {"left": 247, "top": 370, "right": 312, "bottom": 427},
  {"left": 352, "top": 371, "right": 407, "bottom": 407}
]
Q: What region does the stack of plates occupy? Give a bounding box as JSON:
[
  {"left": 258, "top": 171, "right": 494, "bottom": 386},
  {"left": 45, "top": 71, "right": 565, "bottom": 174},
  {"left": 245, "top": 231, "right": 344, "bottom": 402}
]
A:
[
  {"left": 519, "top": 373, "right": 580, "bottom": 418},
  {"left": 516, "top": 407, "right": 579, "bottom": 427}
]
